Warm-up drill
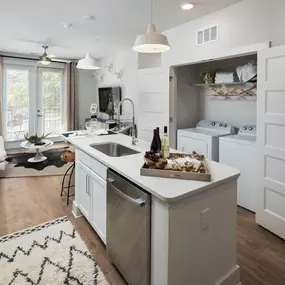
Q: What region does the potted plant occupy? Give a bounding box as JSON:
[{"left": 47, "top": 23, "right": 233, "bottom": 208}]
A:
[{"left": 24, "top": 133, "right": 51, "bottom": 145}]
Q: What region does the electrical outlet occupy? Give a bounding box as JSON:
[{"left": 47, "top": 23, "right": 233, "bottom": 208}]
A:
[{"left": 201, "top": 208, "right": 210, "bottom": 231}]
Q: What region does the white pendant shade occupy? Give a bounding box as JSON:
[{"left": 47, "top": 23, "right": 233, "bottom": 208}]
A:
[
  {"left": 77, "top": 53, "right": 100, "bottom": 70},
  {"left": 133, "top": 24, "right": 170, "bottom": 53},
  {"left": 133, "top": 0, "right": 171, "bottom": 53}
]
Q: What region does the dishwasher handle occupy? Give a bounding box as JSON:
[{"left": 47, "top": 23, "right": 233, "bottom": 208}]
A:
[{"left": 108, "top": 178, "right": 146, "bottom": 207}]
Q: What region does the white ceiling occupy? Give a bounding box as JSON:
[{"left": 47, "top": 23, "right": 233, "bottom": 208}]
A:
[{"left": 0, "top": 0, "right": 242, "bottom": 60}]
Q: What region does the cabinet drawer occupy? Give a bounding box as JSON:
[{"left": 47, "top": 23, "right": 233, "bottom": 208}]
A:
[
  {"left": 90, "top": 156, "right": 107, "bottom": 180},
  {"left": 76, "top": 149, "right": 90, "bottom": 168}
]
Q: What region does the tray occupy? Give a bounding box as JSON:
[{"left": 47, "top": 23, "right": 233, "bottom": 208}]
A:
[{"left": 140, "top": 161, "right": 211, "bottom": 182}]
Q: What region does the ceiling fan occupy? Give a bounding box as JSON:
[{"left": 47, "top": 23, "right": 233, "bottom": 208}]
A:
[
  {"left": 38, "top": 45, "right": 56, "bottom": 65},
  {"left": 16, "top": 38, "right": 72, "bottom": 63}
]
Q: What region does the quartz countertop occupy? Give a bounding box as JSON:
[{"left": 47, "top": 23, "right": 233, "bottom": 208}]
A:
[{"left": 67, "top": 133, "right": 240, "bottom": 203}]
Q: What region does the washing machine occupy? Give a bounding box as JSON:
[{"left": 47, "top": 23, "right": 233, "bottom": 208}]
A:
[
  {"left": 219, "top": 125, "right": 257, "bottom": 212},
  {"left": 177, "top": 120, "right": 235, "bottom": 162}
]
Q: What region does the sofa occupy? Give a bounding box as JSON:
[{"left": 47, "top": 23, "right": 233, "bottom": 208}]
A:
[{"left": 0, "top": 135, "right": 7, "bottom": 170}]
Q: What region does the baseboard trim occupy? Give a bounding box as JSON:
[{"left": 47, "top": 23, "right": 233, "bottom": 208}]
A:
[
  {"left": 214, "top": 265, "right": 240, "bottom": 285},
  {"left": 72, "top": 200, "right": 83, "bottom": 218}
]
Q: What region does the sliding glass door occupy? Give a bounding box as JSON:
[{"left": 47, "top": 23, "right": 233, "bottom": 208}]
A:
[{"left": 2, "top": 60, "right": 66, "bottom": 142}]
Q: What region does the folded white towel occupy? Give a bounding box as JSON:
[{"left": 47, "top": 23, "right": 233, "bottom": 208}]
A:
[
  {"left": 215, "top": 78, "right": 234, "bottom": 81},
  {"left": 216, "top": 72, "right": 234, "bottom": 76},
  {"left": 216, "top": 74, "right": 233, "bottom": 77},
  {"left": 216, "top": 76, "right": 234, "bottom": 80}
]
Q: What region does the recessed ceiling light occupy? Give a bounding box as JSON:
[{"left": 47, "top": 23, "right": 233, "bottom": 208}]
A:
[
  {"left": 180, "top": 2, "right": 194, "bottom": 10},
  {"left": 84, "top": 15, "right": 96, "bottom": 21}
]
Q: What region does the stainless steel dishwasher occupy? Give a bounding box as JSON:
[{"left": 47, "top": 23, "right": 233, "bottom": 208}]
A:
[{"left": 107, "top": 169, "right": 151, "bottom": 285}]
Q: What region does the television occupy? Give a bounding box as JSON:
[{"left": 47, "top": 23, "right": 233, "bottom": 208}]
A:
[{"left": 98, "top": 86, "right": 122, "bottom": 114}]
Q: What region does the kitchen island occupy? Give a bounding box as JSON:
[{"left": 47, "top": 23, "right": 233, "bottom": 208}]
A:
[{"left": 67, "top": 133, "right": 241, "bottom": 285}]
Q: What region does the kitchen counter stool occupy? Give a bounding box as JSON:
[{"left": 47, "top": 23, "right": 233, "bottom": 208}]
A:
[{"left": 61, "top": 151, "right": 75, "bottom": 205}]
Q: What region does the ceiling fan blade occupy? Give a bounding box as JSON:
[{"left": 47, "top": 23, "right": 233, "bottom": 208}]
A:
[
  {"left": 47, "top": 54, "right": 57, "bottom": 59},
  {"left": 51, "top": 58, "right": 72, "bottom": 63}
]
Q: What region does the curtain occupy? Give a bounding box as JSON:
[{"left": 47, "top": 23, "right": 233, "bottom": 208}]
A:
[
  {"left": 0, "top": 56, "right": 3, "bottom": 136},
  {"left": 65, "top": 62, "right": 77, "bottom": 131}
]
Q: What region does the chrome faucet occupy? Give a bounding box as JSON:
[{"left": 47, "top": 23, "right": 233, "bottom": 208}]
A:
[{"left": 118, "top": 98, "right": 138, "bottom": 145}]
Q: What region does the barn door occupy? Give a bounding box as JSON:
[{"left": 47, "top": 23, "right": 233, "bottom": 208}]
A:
[{"left": 256, "top": 45, "right": 285, "bottom": 239}]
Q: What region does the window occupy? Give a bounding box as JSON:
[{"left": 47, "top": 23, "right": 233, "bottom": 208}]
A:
[
  {"left": 3, "top": 69, "right": 30, "bottom": 140},
  {"left": 2, "top": 59, "right": 66, "bottom": 141}
]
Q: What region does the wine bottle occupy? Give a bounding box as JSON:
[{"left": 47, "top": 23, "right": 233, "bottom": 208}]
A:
[
  {"left": 156, "top": 127, "right": 162, "bottom": 152},
  {"left": 161, "top": 126, "right": 170, "bottom": 158},
  {"left": 150, "top": 129, "right": 159, "bottom": 153}
]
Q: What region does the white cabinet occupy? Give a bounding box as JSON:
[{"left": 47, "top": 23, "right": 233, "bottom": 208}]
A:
[
  {"left": 75, "top": 151, "right": 107, "bottom": 244},
  {"left": 76, "top": 161, "right": 91, "bottom": 220},
  {"left": 89, "top": 170, "right": 107, "bottom": 243}
]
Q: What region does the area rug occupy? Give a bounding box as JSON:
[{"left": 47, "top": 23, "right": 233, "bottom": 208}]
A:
[
  {"left": 0, "top": 144, "right": 74, "bottom": 178},
  {"left": 0, "top": 216, "right": 109, "bottom": 285}
]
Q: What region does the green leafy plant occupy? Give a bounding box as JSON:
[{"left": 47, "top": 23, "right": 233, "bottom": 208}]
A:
[
  {"left": 24, "top": 133, "right": 51, "bottom": 144},
  {"left": 105, "top": 108, "right": 115, "bottom": 118}
]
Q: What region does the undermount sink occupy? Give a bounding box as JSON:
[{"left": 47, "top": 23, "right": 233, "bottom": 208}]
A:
[{"left": 90, "top": 142, "right": 140, "bottom": 157}]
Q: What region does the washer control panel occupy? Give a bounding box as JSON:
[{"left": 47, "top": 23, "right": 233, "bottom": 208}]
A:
[
  {"left": 197, "top": 120, "right": 234, "bottom": 134},
  {"left": 238, "top": 125, "right": 256, "bottom": 136}
]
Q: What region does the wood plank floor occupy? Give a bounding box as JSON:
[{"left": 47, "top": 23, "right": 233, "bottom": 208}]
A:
[
  {"left": 1, "top": 176, "right": 285, "bottom": 285},
  {"left": 0, "top": 176, "right": 126, "bottom": 285}
]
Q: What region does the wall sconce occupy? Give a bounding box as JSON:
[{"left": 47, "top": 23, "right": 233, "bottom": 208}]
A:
[{"left": 105, "top": 63, "right": 123, "bottom": 80}]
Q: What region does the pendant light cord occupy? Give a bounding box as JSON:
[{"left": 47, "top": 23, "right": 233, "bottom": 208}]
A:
[{"left": 150, "top": 0, "right": 153, "bottom": 24}]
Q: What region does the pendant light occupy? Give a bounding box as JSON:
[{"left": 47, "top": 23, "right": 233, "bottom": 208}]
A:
[
  {"left": 77, "top": 53, "right": 100, "bottom": 70},
  {"left": 133, "top": 0, "right": 170, "bottom": 53},
  {"left": 39, "top": 46, "right": 51, "bottom": 65}
]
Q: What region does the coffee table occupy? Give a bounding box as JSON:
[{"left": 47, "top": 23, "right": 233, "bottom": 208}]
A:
[{"left": 20, "top": 139, "right": 54, "bottom": 163}]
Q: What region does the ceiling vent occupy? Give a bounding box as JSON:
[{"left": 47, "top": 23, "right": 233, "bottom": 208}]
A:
[{"left": 197, "top": 25, "right": 218, "bottom": 46}]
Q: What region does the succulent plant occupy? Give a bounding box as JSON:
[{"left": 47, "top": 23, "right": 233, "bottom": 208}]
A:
[{"left": 24, "top": 133, "right": 51, "bottom": 144}]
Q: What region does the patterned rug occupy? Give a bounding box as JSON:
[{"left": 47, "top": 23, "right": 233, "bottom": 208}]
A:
[
  {"left": 0, "top": 143, "right": 74, "bottom": 178},
  {"left": 0, "top": 217, "right": 109, "bottom": 285}
]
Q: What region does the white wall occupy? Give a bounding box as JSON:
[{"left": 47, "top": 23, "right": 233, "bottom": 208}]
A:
[
  {"left": 162, "top": 0, "right": 285, "bottom": 68},
  {"left": 98, "top": 50, "right": 138, "bottom": 121},
  {"left": 76, "top": 69, "right": 98, "bottom": 129},
  {"left": 98, "top": 0, "right": 285, "bottom": 139}
]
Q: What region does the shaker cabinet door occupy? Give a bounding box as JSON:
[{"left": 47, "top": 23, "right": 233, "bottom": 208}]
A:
[
  {"left": 89, "top": 170, "right": 107, "bottom": 243},
  {"left": 75, "top": 161, "right": 91, "bottom": 220}
]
